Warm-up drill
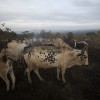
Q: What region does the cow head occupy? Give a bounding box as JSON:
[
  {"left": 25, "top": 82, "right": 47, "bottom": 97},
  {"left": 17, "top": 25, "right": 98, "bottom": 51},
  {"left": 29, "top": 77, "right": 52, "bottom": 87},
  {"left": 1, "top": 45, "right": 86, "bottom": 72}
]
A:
[
  {"left": 77, "top": 50, "right": 88, "bottom": 65},
  {"left": 73, "top": 49, "right": 88, "bottom": 66}
]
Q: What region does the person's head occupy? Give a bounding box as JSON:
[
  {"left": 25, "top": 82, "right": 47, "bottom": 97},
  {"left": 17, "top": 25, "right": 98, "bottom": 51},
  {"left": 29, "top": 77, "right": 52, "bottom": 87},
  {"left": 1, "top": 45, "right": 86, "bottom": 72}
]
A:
[{"left": 68, "top": 32, "right": 73, "bottom": 39}]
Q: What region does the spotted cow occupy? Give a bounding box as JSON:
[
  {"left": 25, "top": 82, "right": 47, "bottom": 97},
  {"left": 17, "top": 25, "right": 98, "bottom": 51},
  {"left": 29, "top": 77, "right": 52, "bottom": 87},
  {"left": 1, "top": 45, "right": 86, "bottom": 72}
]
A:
[{"left": 24, "top": 47, "right": 88, "bottom": 83}]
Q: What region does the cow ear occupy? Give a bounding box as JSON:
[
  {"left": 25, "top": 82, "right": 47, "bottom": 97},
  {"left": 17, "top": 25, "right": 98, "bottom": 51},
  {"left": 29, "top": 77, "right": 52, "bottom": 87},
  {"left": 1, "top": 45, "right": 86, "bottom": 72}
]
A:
[{"left": 77, "top": 53, "right": 82, "bottom": 57}]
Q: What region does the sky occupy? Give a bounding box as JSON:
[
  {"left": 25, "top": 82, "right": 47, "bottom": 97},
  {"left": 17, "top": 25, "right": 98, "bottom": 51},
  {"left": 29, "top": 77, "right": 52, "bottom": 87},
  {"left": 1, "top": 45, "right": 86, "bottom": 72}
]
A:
[{"left": 0, "top": 0, "right": 100, "bottom": 32}]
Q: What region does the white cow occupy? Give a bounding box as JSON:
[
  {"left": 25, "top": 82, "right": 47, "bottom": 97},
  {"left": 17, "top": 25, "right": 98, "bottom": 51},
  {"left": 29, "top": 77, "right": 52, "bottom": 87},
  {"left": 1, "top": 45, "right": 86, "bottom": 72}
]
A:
[
  {"left": 7, "top": 40, "right": 18, "bottom": 49},
  {"left": 5, "top": 43, "right": 28, "bottom": 68},
  {"left": 52, "top": 38, "right": 72, "bottom": 50},
  {"left": 0, "top": 49, "right": 15, "bottom": 91},
  {"left": 24, "top": 47, "right": 88, "bottom": 83}
]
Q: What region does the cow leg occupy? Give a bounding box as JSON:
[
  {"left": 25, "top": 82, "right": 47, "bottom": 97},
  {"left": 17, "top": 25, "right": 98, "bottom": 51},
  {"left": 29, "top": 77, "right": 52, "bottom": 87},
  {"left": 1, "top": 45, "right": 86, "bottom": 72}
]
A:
[
  {"left": 61, "top": 67, "right": 66, "bottom": 82},
  {"left": 85, "top": 51, "right": 89, "bottom": 65},
  {"left": 26, "top": 68, "right": 32, "bottom": 84},
  {"left": 34, "top": 68, "right": 44, "bottom": 81},
  {"left": 9, "top": 70, "right": 16, "bottom": 90},
  {"left": 57, "top": 67, "right": 61, "bottom": 80},
  {"left": 1, "top": 74, "right": 10, "bottom": 91}
]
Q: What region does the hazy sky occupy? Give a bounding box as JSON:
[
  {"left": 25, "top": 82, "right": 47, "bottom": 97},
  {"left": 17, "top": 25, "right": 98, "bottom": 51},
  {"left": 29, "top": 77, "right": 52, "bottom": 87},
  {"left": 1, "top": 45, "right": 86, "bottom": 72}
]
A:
[{"left": 0, "top": 0, "right": 100, "bottom": 31}]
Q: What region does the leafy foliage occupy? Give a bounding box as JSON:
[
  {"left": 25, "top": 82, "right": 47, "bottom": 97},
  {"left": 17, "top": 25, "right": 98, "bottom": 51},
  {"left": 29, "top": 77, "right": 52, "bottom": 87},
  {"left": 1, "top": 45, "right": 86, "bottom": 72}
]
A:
[{"left": 0, "top": 23, "right": 17, "bottom": 40}]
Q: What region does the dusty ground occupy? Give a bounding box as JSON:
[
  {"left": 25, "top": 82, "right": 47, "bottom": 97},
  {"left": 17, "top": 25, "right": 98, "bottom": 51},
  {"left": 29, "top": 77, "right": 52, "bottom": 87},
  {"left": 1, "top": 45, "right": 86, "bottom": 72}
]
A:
[{"left": 0, "top": 47, "right": 100, "bottom": 100}]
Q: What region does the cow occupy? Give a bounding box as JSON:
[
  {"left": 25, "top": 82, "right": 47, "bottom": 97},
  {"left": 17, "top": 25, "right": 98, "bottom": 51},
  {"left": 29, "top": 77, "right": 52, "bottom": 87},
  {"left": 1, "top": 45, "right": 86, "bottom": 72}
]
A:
[
  {"left": 0, "top": 49, "right": 15, "bottom": 91},
  {"left": 24, "top": 47, "right": 88, "bottom": 83},
  {"left": 4, "top": 42, "right": 28, "bottom": 68},
  {"left": 52, "top": 37, "right": 72, "bottom": 50},
  {"left": 7, "top": 40, "right": 18, "bottom": 49},
  {"left": 64, "top": 36, "right": 88, "bottom": 52},
  {"left": 75, "top": 41, "right": 88, "bottom": 52}
]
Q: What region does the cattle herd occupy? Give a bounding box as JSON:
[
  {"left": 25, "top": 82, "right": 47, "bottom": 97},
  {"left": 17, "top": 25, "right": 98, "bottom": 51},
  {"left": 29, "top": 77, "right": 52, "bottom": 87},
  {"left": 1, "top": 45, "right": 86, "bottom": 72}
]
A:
[{"left": 0, "top": 38, "right": 100, "bottom": 100}]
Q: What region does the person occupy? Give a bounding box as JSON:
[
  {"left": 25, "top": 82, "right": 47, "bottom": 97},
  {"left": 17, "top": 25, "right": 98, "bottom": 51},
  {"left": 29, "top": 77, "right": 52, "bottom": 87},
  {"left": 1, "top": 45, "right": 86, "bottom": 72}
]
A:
[{"left": 64, "top": 32, "right": 76, "bottom": 48}]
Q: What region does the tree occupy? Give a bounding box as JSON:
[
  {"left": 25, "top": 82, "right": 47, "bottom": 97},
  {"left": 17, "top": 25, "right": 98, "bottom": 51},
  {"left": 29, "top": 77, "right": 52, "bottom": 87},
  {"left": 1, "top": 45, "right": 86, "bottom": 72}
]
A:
[
  {"left": 54, "top": 32, "right": 61, "bottom": 38},
  {"left": 46, "top": 31, "right": 53, "bottom": 39},
  {"left": 39, "top": 29, "right": 47, "bottom": 39},
  {"left": 0, "top": 23, "right": 17, "bottom": 40},
  {"left": 86, "top": 32, "right": 97, "bottom": 40}
]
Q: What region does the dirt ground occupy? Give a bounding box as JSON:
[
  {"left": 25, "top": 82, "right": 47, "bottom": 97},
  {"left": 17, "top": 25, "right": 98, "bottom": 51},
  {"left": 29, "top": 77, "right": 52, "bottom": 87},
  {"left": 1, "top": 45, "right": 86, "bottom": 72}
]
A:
[{"left": 0, "top": 47, "right": 100, "bottom": 100}]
